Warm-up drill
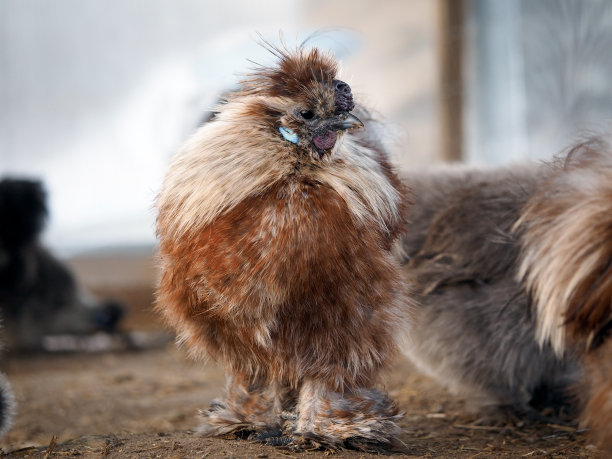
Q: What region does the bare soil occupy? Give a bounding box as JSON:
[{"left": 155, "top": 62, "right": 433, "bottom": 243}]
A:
[
  {"left": 0, "top": 346, "right": 600, "bottom": 459},
  {"left": 0, "top": 254, "right": 602, "bottom": 458}
]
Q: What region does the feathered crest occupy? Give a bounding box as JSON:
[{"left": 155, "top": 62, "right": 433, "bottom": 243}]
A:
[{"left": 239, "top": 38, "right": 338, "bottom": 98}]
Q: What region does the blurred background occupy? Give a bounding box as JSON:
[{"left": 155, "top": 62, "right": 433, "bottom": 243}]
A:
[{"left": 2, "top": 0, "right": 612, "bottom": 337}]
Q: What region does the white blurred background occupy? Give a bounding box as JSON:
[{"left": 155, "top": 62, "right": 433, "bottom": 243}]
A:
[{"left": 2, "top": 0, "right": 612, "bottom": 256}]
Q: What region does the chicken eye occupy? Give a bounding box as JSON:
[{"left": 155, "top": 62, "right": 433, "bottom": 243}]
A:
[{"left": 300, "top": 110, "right": 315, "bottom": 120}]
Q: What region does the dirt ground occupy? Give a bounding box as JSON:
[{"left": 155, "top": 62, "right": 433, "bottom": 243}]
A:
[
  {"left": 0, "top": 346, "right": 600, "bottom": 459},
  {"left": 0, "top": 255, "right": 603, "bottom": 458}
]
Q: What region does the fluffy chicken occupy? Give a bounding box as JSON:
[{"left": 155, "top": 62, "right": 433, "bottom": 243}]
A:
[
  {"left": 398, "top": 163, "right": 576, "bottom": 422},
  {"left": 397, "top": 135, "right": 612, "bottom": 450},
  {"left": 518, "top": 137, "right": 612, "bottom": 450},
  {"left": 156, "top": 46, "right": 411, "bottom": 449}
]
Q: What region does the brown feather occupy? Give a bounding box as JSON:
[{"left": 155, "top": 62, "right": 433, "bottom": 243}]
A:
[
  {"left": 581, "top": 339, "right": 612, "bottom": 451},
  {"left": 516, "top": 135, "right": 612, "bottom": 450},
  {"left": 517, "top": 136, "right": 612, "bottom": 353}
]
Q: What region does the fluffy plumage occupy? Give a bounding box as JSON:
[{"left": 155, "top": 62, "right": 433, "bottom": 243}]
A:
[
  {"left": 0, "top": 371, "right": 15, "bottom": 438},
  {"left": 156, "top": 46, "right": 411, "bottom": 450},
  {"left": 398, "top": 165, "right": 577, "bottom": 418},
  {"left": 517, "top": 136, "right": 612, "bottom": 449},
  {"left": 399, "top": 134, "right": 612, "bottom": 449}
]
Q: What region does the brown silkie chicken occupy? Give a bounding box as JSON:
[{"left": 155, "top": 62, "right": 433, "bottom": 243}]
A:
[
  {"left": 517, "top": 137, "right": 612, "bottom": 451},
  {"left": 155, "top": 45, "right": 411, "bottom": 450}
]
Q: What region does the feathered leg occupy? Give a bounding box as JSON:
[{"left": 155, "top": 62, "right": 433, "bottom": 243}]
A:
[
  {"left": 294, "top": 379, "right": 402, "bottom": 451},
  {"left": 198, "top": 374, "right": 294, "bottom": 437}
]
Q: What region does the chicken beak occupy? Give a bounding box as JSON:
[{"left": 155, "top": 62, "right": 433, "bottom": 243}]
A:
[{"left": 330, "top": 112, "right": 364, "bottom": 131}]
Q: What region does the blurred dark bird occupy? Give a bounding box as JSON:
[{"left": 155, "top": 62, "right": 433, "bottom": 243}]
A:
[
  {"left": 0, "top": 178, "right": 124, "bottom": 351},
  {"left": 156, "top": 45, "right": 411, "bottom": 450}
]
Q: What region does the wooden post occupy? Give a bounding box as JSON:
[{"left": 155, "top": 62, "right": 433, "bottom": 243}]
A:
[{"left": 439, "top": 0, "right": 465, "bottom": 162}]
